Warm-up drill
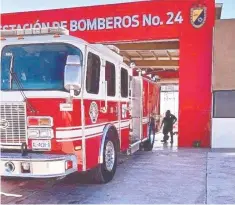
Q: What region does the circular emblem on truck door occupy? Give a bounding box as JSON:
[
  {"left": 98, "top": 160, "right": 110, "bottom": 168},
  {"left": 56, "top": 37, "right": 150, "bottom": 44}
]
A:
[
  {"left": 89, "top": 102, "right": 99, "bottom": 123},
  {"left": 0, "top": 119, "right": 9, "bottom": 129}
]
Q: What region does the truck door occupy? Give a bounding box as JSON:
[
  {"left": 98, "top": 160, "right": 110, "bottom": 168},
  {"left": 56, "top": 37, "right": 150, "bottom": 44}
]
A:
[{"left": 82, "top": 49, "right": 119, "bottom": 170}]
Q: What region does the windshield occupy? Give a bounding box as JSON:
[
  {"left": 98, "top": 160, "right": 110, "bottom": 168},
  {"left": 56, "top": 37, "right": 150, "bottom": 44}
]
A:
[{"left": 1, "top": 43, "right": 82, "bottom": 90}]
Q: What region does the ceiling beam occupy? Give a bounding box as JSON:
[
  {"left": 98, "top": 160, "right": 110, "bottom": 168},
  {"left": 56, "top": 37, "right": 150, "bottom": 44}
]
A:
[
  {"left": 115, "top": 41, "right": 179, "bottom": 51},
  {"left": 158, "top": 78, "right": 179, "bottom": 84},
  {"left": 136, "top": 51, "right": 143, "bottom": 59},
  {"left": 123, "top": 56, "right": 131, "bottom": 62},
  {"left": 147, "top": 69, "right": 178, "bottom": 74},
  {"left": 129, "top": 60, "right": 179, "bottom": 67},
  {"left": 151, "top": 51, "right": 158, "bottom": 60},
  {"left": 166, "top": 51, "right": 172, "bottom": 60},
  {"left": 123, "top": 57, "right": 179, "bottom": 61},
  {"left": 122, "top": 51, "right": 131, "bottom": 62}
]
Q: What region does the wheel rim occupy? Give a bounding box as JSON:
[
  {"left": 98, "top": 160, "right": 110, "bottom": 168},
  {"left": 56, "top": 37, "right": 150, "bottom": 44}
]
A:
[{"left": 105, "top": 141, "right": 115, "bottom": 172}]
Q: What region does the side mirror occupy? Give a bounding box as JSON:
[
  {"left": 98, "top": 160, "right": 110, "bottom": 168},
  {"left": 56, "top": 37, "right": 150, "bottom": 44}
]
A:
[{"left": 64, "top": 55, "right": 82, "bottom": 96}]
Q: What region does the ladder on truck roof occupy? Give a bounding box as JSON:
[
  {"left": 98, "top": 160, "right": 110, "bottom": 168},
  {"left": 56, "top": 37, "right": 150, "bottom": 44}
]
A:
[{"left": 0, "top": 27, "right": 69, "bottom": 38}]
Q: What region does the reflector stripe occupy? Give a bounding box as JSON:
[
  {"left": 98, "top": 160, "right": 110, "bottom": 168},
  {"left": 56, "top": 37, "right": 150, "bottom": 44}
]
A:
[
  {"left": 57, "top": 133, "right": 103, "bottom": 142},
  {"left": 56, "top": 126, "right": 130, "bottom": 142},
  {"left": 56, "top": 119, "right": 130, "bottom": 131},
  {"left": 56, "top": 121, "right": 130, "bottom": 139}
]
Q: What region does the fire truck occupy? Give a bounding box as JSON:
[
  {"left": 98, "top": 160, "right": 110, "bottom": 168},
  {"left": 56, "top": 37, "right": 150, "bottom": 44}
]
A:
[{"left": 0, "top": 27, "right": 160, "bottom": 183}]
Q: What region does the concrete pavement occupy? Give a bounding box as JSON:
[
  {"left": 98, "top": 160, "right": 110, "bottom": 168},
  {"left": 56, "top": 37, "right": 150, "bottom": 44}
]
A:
[
  {"left": 1, "top": 135, "right": 235, "bottom": 204},
  {"left": 207, "top": 151, "right": 235, "bottom": 204}
]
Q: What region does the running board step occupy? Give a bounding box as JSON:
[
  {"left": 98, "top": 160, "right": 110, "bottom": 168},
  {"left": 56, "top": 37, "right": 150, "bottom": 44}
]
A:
[{"left": 127, "top": 140, "right": 141, "bottom": 155}]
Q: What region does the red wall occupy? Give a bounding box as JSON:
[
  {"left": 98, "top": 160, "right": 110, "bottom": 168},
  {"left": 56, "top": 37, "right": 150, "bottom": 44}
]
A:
[{"left": 1, "top": 0, "right": 215, "bottom": 147}]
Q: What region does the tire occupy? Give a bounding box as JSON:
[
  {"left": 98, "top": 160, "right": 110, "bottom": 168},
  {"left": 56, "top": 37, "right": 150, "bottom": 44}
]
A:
[
  {"left": 143, "top": 124, "right": 155, "bottom": 151},
  {"left": 91, "top": 128, "right": 118, "bottom": 184}
]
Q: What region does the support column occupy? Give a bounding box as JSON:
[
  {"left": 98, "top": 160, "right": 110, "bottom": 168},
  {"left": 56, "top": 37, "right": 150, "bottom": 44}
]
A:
[{"left": 178, "top": 22, "right": 213, "bottom": 147}]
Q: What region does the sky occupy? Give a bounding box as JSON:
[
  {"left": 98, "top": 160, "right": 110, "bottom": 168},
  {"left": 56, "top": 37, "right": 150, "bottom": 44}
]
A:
[{"left": 0, "top": 0, "right": 235, "bottom": 19}]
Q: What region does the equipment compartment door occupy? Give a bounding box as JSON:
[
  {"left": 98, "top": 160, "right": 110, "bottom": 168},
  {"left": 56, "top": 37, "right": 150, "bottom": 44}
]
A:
[
  {"left": 142, "top": 79, "right": 149, "bottom": 140},
  {"left": 119, "top": 67, "right": 131, "bottom": 151},
  {"left": 131, "top": 76, "right": 143, "bottom": 143}
]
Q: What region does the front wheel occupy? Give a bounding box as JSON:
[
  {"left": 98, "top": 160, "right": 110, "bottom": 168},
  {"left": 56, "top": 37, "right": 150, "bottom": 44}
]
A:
[{"left": 91, "top": 130, "right": 118, "bottom": 183}]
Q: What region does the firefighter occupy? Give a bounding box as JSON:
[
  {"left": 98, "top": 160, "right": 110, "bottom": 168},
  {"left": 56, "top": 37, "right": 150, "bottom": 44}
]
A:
[{"left": 160, "top": 110, "right": 177, "bottom": 144}]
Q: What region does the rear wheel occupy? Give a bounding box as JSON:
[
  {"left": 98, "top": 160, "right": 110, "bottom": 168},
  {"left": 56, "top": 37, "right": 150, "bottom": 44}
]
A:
[
  {"left": 143, "top": 124, "right": 155, "bottom": 151},
  {"left": 91, "top": 129, "right": 118, "bottom": 184}
]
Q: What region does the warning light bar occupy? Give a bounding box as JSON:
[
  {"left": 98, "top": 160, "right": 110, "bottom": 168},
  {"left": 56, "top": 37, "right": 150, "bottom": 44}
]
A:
[
  {"left": 0, "top": 27, "right": 69, "bottom": 38},
  {"left": 106, "top": 45, "right": 120, "bottom": 54}
]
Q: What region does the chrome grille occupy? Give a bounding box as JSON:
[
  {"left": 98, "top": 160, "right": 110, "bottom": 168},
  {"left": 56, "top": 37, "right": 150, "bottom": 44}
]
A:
[{"left": 0, "top": 102, "right": 27, "bottom": 145}]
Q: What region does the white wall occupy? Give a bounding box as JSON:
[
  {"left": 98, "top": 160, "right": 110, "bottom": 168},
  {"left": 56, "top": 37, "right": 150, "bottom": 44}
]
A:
[
  {"left": 212, "top": 118, "right": 235, "bottom": 148},
  {"left": 160, "top": 91, "right": 179, "bottom": 118},
  {"left": 160, "top": 91, "right": 179, "bottom": 131}
]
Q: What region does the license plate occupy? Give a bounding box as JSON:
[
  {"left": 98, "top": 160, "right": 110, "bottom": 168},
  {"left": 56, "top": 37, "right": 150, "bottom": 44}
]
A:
[{"left": 32, "top": 140, "right": 51, "bottom": 150}]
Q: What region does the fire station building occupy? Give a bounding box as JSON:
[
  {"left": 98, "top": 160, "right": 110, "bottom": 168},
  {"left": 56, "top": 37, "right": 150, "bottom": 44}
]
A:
[{"left": 1, "top": 1, "right": 235, "bottom": 149}]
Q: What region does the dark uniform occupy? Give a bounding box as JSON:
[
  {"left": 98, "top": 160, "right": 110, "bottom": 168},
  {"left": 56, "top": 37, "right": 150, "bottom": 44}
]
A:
[{"left": 161, "top": 111, "right": 177, "bottom": 143}]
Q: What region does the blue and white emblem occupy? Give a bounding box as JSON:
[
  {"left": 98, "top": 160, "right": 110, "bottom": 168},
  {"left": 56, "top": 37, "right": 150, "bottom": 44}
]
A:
[{"left": 190, "top": 6, "right": 207, "bottom": 29}]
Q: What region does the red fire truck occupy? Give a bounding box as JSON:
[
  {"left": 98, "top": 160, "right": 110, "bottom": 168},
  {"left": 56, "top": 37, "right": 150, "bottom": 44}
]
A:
[{"left": 0, "top": 27, "right": 160, "bottom": 183}]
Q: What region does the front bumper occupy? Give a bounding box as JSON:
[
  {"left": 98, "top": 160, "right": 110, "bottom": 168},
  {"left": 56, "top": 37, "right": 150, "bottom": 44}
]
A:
[{"left": 0, "top": 152, "right": 77, "bottom": 178}]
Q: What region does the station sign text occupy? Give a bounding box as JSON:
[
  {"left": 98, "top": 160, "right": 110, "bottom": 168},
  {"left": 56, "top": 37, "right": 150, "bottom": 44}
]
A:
[{"left": 0, "top": 11, "right": 183, "bottom": 32}]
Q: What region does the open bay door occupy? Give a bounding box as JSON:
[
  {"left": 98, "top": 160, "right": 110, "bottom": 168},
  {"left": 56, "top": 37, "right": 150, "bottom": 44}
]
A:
[{"left": 130, "top": 76, "right": 143, "bottom": 146}]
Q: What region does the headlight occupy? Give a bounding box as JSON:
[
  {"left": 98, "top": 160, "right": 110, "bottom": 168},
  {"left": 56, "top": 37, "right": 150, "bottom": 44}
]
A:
[
  {"left": 40, "top": 129, "right": 53, "bottom": 138},
  {"left": 28, "top": 129, "right": 39, "bottom": 138},
  {"left": 28, "top": 128, "right": 53, "bottom": 139}
]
